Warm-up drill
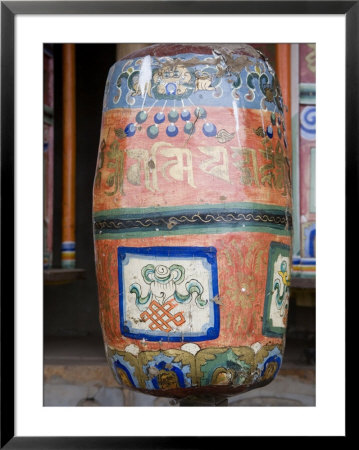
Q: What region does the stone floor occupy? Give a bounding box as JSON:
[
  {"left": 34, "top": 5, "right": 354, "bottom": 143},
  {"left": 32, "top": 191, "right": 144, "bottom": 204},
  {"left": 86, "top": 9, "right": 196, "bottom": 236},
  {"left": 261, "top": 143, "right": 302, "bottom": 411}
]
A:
[{"left": 44, "top": 368, "right": 315, "bottom": 407}]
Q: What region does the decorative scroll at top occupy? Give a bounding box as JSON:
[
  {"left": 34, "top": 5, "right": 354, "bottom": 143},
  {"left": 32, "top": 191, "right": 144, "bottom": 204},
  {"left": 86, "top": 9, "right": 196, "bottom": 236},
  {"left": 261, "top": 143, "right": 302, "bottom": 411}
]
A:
[{"left": 103, "top": 51, "right": 283, "bottom": 113}]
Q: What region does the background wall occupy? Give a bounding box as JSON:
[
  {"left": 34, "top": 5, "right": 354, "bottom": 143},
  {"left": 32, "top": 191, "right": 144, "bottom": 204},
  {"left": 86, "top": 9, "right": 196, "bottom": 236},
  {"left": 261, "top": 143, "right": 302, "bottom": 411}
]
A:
[{"left": 44, "top": 44, "right": 116, "bottom": 337}]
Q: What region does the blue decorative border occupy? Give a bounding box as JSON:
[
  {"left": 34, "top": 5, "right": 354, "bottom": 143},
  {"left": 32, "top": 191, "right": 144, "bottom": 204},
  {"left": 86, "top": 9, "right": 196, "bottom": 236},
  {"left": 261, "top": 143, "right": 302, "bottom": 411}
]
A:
[
  {"left": 292, "top": 257, "right": 316, "bottom": 266},
  {"left": 117, "top": 246, "right": 220, "bottom": 342},
  {"left": 104, "top": 52, "right": 279, "bottom": 113}
]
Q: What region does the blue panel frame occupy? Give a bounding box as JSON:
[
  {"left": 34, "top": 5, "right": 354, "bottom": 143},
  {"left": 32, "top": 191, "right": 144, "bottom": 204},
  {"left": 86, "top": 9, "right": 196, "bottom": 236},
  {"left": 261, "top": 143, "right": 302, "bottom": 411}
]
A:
[{"left": 117, "top": 246, "right": 220, "bottom": 342}]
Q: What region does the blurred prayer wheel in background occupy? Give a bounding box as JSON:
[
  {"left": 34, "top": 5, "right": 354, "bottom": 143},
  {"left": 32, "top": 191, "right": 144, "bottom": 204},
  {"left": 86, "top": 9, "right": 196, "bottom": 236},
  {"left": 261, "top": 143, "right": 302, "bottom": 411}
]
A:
[{"left": 93, "top": 44, "right": 292, "bottom": 402}]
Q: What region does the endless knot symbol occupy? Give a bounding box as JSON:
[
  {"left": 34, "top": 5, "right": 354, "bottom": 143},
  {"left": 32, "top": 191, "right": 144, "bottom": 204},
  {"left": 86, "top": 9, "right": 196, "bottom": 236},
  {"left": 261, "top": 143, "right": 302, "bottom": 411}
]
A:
[{"left": 140, "top": 299, "right": 185, "bottom": 333}]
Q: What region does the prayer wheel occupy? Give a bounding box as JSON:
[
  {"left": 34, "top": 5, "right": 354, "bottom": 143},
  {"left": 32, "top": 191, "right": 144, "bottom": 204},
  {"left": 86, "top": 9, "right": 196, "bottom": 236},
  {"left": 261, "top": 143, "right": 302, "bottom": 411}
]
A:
[{"left": 93, "top": 44, "right": 292, "bottom": 401}]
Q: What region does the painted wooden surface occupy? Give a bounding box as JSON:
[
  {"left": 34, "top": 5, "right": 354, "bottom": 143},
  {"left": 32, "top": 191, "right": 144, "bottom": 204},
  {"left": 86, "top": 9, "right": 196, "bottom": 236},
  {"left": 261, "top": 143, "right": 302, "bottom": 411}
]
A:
[
  {"left": 61, "top": 44, "right": 77, "bottom": 268},
  {"left": 93, "top": 44, "right": 292, "bottom": 398},
  {"left": 43, "top": 45, "right": 54, "bottom": 269},
  {"left": 292, "top": 43, "right": 316, "bottom": 277},
  {"left": 275, "top": 44, "right": 292, "bottom": 161}
]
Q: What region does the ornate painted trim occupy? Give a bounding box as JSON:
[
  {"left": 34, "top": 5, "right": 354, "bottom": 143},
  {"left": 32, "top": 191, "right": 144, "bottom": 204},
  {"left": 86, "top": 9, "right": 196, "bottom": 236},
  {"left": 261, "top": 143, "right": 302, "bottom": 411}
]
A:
[
  {"left": 106, "top": 343, "right": 283, "bottom": 391},
  {"left": 103, "top": 51, "right": 283, "bottom": 115},
  {"left": 94, "top": 207, "right": 292, "bottom": 237}
]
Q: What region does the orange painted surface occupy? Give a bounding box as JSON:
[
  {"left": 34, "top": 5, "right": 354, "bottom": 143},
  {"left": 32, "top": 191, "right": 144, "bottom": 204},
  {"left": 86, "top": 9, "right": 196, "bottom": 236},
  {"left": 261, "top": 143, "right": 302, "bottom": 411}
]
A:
[
  {"left": 95, "top": 231, "right": 290, "bottom": 353},
  {"left": 93, "top": 107, "right": 291, "bottom": 213},
  {"left": 62, "top": 44, "right": 76, "bottom": 244},
  {"left": 276, "top": 44, "right": 292, "bottom": 160}
]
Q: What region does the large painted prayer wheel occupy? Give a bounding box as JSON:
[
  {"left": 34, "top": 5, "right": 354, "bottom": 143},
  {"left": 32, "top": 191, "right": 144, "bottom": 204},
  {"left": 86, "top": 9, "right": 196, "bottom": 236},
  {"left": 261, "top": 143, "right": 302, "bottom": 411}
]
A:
[{"left": 93, "top": 44, "right": 292, "bottom": 400}]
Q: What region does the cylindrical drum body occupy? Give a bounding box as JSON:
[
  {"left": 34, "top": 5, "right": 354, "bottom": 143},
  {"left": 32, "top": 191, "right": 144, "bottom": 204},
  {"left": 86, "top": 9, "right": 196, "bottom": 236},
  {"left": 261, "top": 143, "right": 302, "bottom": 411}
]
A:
[{"left": 93, "top": 44, "right": 292, "bottom": 399}]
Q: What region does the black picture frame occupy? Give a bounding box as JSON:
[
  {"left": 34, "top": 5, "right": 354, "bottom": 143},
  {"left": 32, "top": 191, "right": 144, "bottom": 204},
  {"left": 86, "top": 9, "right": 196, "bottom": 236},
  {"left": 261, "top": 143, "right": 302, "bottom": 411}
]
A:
[{"left": 1, "top": 1, "right": 352, "bottom": 447}]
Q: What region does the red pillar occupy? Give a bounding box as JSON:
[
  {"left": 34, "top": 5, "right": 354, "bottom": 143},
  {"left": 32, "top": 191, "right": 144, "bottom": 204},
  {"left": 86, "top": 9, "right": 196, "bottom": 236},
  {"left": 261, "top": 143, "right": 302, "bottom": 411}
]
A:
[
  {"left": 61, "top": 44, "right": 76, "bottom": 268},
  {"left": 276, "top": 44, "right": 292, "bottom": 160}
]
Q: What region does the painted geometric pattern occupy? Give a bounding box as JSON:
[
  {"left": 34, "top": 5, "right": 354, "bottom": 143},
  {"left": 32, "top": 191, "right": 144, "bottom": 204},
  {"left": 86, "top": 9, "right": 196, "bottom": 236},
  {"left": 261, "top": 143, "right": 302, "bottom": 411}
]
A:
[
  {"left": 117, "top": 246, "right": 219, "bottom": 342},
  {"left": 300, "top": 106, "right": 316, "bottom": 141},
  {"left": 106, "top": 343, "right": 283, "bottom": 390},
  {"left": 262, "top": 241, "right": 290, "bottom": 337}
]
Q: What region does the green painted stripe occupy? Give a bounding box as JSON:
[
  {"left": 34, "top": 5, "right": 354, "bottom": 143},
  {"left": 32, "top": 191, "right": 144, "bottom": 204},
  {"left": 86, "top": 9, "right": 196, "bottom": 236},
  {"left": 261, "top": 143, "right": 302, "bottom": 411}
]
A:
[
  {"left": 299, "top": 83, "right": 316, "bottom": 105},
  {"left": 291, "top": 273, "right": 315, "bottom": 278},
  {"left": 94, "top": 201, "right": 292, "bottom": 220},
  {"left": 94, "top": 225, "right": 292, "bottom": 240},
  {"left": 291, "top": 111, "right": 301, "bottom": 258}
]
